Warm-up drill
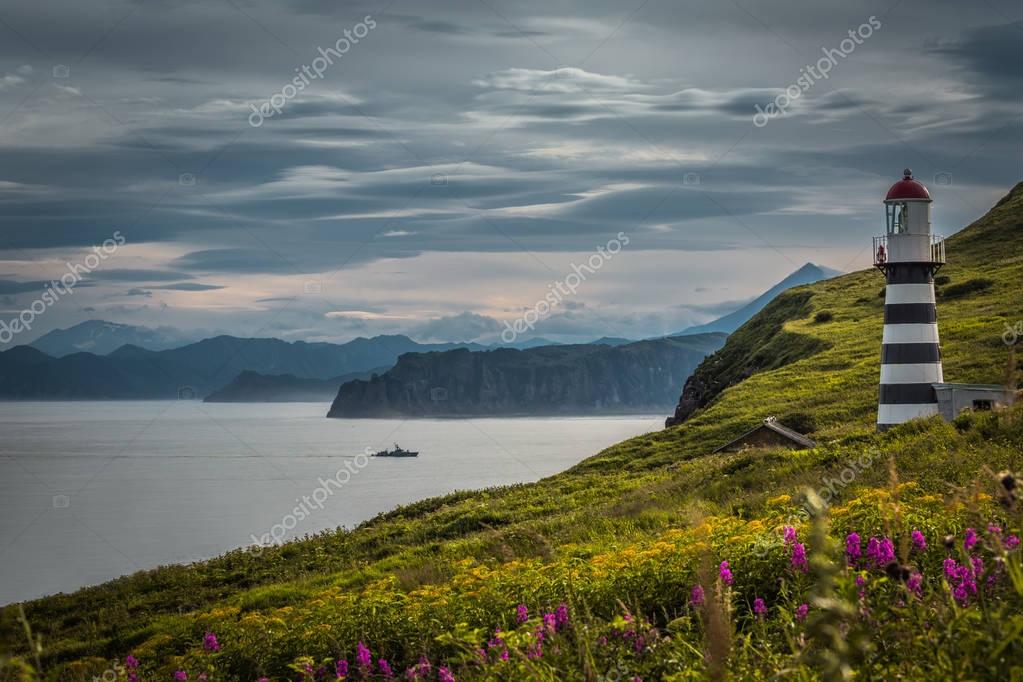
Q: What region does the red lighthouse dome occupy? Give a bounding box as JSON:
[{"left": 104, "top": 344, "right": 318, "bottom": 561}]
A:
[{"left": 885, "top": 168, "right": 931, "bottom": 201}]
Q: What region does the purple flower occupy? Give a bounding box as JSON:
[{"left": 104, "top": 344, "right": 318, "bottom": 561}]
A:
[
  {"left": 855, "top": 574, "right": 867, "bottom": 588},
  {"left": 753, "top": 597, "right": 767, "bottom": 618},
  {"left": 719, "top": 560, "right": 733, "bottom": 586},
  {"left": 964, "top": 527, "right": 978, "bottom": 551},
  {"left": 555, "top": 603, "right": 570, "bottom": 629},
  {"left": 878, "top": 538, "right": 896, "bottom": 565},
  {"left": 437, "top": 667, "right": 456, "bottom": 682},
  {"left": 944, "top": 557, "right": 958, "bottom": 579},
  {"left": 783, "top": 526, "right": 798, "bottom": 545},
  {"left": 794, "top": 603, "right": 809, "bottom": 622},
  {"left": 125, "top": 655, "right": 139, "bottom": 670},
  {"left": 845, "top": 532, "right": 861, "bottom": 563},
  {"left": 1006, "top": 534, "right": 1020, "bottom": 550},
  {"left": 911, "top": 530, "right": 926, "bottom": 552},
  {"left": 790, "top": 542, "right": 808, "bottom": 573},
  {"left": 865, "top": 537, "right": 880, "bottom": 563},
  {"left": 202, "top": 631, "right": 220, "bottom": 653},
  {"left": 335, "top": 659, "right": 349, "bottom": 678},
  {"left": 906, "top": 572, "right": 923, "bottom": 596},
  {"left": 356, "top": 642, "right": 372, "bottom": 670},
  {"left": 173, "top": 672, "right": 187, "bottom": 682},
  {"left": 404, "top": 656, "right": 429, "bottom": 680},
  {"left": 690, "top": 584, "right": 705, "bottom": 606},
  {"left": 516, "top": 603, "right": 529, "bottom": 623},
  {"left": 988, "top": 524, "right": 1002, "bottom": 536},
  {"left": 378, "top": 659, "right": 394, "bottom": 679}
]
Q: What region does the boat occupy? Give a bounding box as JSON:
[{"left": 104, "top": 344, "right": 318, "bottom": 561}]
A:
[{"left": 373, "top": 443, "right": 419, "bottom": 457}]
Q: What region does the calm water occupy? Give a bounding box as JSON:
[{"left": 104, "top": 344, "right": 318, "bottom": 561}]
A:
[{"left": 0, "top": 402, "right": 660, "bottom": 604}]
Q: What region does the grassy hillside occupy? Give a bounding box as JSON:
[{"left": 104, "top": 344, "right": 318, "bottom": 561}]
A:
[{"left": 3, "top": 184, "right": 1022, "bottom": 681}]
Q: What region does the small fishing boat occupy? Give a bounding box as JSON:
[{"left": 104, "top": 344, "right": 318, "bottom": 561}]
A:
[{"left": 373, "top": 443, "right": 419, "bottom": 457}]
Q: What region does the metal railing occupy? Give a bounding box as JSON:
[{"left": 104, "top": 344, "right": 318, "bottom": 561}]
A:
[{"left": 873, "top": 234, "right": 945, "bottom": 266}]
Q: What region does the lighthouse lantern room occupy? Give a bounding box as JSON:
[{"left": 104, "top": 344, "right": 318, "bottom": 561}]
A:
[{"left": 874, "top": 169, "right": 946, "bottom": 431}]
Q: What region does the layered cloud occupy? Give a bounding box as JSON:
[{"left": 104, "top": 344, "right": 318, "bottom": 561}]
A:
[{"left": 0, "top": 0, "right": 1020, "bottom": 343}]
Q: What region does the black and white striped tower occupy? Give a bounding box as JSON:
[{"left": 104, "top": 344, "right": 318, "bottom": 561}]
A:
[{"left": 873, "top": 169, "right": 946, "bottom": 431}]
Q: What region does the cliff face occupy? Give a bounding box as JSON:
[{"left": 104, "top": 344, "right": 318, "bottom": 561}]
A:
[{"left": 327, "top": 335, "right": 725, "bottom": 418}]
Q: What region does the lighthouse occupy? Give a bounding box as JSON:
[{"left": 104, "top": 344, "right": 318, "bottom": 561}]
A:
[{"left": 874, "top": 169, "right": 946, "bottom": 431}]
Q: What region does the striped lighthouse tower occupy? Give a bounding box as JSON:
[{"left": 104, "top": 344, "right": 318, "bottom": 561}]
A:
[{"left": 874, "top": 169, "right": 946, "bottom": 431}]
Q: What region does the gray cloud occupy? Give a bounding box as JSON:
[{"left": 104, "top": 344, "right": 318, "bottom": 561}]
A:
[{"left": 0, "top": 0, "right": 1020, "bottom": 343}]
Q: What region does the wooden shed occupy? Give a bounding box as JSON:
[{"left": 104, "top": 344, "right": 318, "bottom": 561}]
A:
[{"left": 713, "top": 416, "right": 817, "bottom": 453}]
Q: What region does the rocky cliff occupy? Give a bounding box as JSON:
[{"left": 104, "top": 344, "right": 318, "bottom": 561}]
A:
[{"left": 327, "top": 335, "right": 726, "bottom": 418}]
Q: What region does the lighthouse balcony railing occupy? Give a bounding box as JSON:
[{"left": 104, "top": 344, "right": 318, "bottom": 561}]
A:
[{"left": 873, "top": 234, "right": 945, "bottom": 267}]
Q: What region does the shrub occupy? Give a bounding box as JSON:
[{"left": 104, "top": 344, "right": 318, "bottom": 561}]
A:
[
  {"left": 813, "top": 311, "right": 834, "bottom": 323},
  {"left": 940, "top": 278, "right": 994, "bottom": 299}
]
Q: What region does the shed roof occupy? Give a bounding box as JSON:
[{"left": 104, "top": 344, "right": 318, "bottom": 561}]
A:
[{"left": 713, "top": 416, "right": 817, "bottom": 453}]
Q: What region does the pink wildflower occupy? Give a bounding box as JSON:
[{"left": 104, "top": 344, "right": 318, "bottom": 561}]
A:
[
  {"left": 516, "top": 604, "right": 528, "bottom": 623},
  {"left": 555, "top": 603, "right": 570, "bottom": 629},
  {"left": 911, "top": 530, "right": 926, "bottom": 552},
  {"left": 865, "top": 537, "right": 880, "bottom": 564},
  {"left": 690, "top": 584, "right": 705, "bottom": 606},
  {"left": 783, "top": 526, "right": 798, "bottom": 545},
  {"left": 173, "top": 672, "right": 187, "bottom": 682},
  {"left": 719, "top": 560, "right": 733, "bottom": 586},
  {"left": 125, "top": 655, "right": 139, "bottom": 670},
  {"left": 335, "top": 659, "right": 349, "bottom": 678},
  {"left": 437, "top": 668, "right": 456, "bottom": 682},
  {"left": 790, "top": 542, "right": 808, "bottom": 572},
  {"left": 753, "top": 597, "right": 767, "bottom": 618},
  {"left": 964, "top": 527, "right": 978, "bottom": 551},
  {"left": 845, "top": 532, "right": 861, "bottom": 562},
  {"left": 878, "top": 538, "right": 896, "bottom": 565},
  {"left": 1006, "top": 534, "right": 1021, "bottom": 550},
  {"left": 906, "top": 572, "right": 923, "bottom": 596},
  {"left": 795, "top": 603, "right": 809, "bottom": 621},
  {"left": 202, "top": 631, "right": 219, "bottom": 653},
  {"left": 356, "top": 642, "right": 372, "bottom": 670},
  {"left": 944, "top": 557, "right": 958, "bottom": 579},
  {"left": 404, "top": 656, "right": 429, "bottom": 680},
  {"left": 378, "top": 659, "right": 394, "bottom": 679}
]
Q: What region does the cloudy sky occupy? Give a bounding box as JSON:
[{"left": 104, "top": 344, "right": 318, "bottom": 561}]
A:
[{"left": 0, "top": 0, "right": 1020, "bottom": 346}]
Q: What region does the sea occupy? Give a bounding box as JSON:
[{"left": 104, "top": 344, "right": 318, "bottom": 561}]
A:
[{"left": 0, "top": 401, "right": 661, "bottom": 604}]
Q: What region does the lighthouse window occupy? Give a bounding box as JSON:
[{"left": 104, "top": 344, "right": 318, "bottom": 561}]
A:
[
  {"left": 895, "top": 203, "right": 907, "bottom": 233},
  {"left": 973, "top": 399, "right": 993, "bottom": 411}
]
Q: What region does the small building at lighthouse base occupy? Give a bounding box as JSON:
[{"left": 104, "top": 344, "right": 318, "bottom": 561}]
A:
[{"left": 932, "top": 383, "right": 1015, "bottom": 421}]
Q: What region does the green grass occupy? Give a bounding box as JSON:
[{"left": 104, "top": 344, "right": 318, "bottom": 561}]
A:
[{"left": 2, "top": 183, "right": 1022, "bottom": 680}]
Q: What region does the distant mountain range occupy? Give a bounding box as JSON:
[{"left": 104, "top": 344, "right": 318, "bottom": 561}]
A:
[
  {"left": 327, "top": 333, "right": 726, "bottom": 417},
  {"left": 29, "top": 320, "right": 199, "bottom": 357},
  {"left": 3, "top": 263, "right": 838, "bottom": 402},
  {"left": 0, "top": 335, "right": 487, "bottom": 400},
  {"left": 677, "top": 263, "right": 842, "bottom": 336}
]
